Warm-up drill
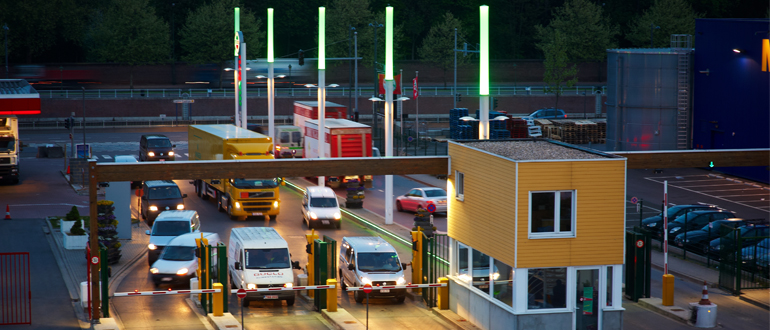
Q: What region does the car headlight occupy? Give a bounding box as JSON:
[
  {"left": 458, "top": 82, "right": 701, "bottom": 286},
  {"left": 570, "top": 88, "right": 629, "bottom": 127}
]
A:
[
  {"left": 150, "top": 268, "right": 159, "bottom": 274},
  {"left": 333, "top": 212, "right": 341, "bottom": 220},
  {"left": 148, "top": 244, "right": 157, "bottom": 250},
  {"left": 310, "top": 212, "right": 318, "bottom": 220},
  {"left": 360, "top": 277, "right": 372, "bottom": 285},
  {"left": 397, "top": 277, "right": 406, "bottom": 285},
  {"left": 284, "top": 283, "right": 293, "bottom": 288},
  {"left": 235, "top": 202, "right": 241, "bottom": 209},
  {"left": 176, "top": 204, "right": 185, "bottom": 210},
  {"left": 671, "top": 228, "right": 680, "bottom": 233},
  {"left": 148, "top": 152, "right": 155, "bottom": 157},
  {"left": 273, "top": 201, "right": 279, "bottom": 208},
  {"left": 493, "top": 272, "right": 500, "bottom": 280},
  {"left": 176, "top": 268, "right": 189, "bottom": 275},
  {"left": 646, "top": 223, "right": 656, "bottom": 227},
  {"left": 168, "top": 151, "right": 174, "bottom": 156},
  {"left": 246, "top": 283, "right": 256, "bottom": 290},
  {"left": 149, "top": 205, "right": 158, "bottom": 211}
]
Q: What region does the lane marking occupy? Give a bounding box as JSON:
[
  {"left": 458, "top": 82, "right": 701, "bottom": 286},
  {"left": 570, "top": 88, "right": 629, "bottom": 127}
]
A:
[
  {"left": 643, "top": 177, "right": 769, "bottom": 212},
  {"left": 102, "top": 155, "right": 112, "bottom": 159}
]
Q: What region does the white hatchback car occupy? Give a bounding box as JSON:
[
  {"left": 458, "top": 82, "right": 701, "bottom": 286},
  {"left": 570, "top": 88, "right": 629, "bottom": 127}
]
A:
[{"left": 395, "top": 187, "right": 447, "bottom": 213}]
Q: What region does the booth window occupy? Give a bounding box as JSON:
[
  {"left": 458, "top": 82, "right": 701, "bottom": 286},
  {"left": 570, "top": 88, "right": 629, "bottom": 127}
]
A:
[
  {"left": 455, "top": 171, "right": 464, "bottom": 201},
  {"left": 527, "top": 268, "right": 567, "bottom": 310},
  {"left": 606, "top": 266, "right": 614, "bottom": 307},
  {"left": 529, "top": 191, "right": 575, "bottom": 238},
  {"left": 492, "top": 259, "right": 514, "bottom": 307}
]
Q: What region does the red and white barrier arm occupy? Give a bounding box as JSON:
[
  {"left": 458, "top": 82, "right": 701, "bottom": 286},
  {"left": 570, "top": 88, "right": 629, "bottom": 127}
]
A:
[
  {"left": 345, "top": 283, "right": 447, "bottom": 291},
  {"left": 230, "top": 285, "right": 335, "bottom": 293},
  {"left": 114, "top": 289, "right": 220, "bottom": 296}
]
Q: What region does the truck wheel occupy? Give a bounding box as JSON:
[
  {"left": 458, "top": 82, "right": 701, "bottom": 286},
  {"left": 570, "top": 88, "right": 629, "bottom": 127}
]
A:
[
  {"left": 335, "top": 221, "right": 341, "bottom": 229},
  {"left": 396, "top": 201, "right": 403, "bottom": 212},
  {"left": 216, "top": 193, "right": 225, "bottom": 212},
  {"left": 228, "top": 201, "right": 239, "bottom": 220},
  {"left": 241, "top": 297, "right": 250, "bottom": 307},
  {"left": 307, "top": 220, "right": 314, "bottom": 230},
  {"left": 395, "top": 296, "right": 406, "bottom": 304},
  {"left": 200, "top": 182, "right": 209, "bottom": 200},
  {"left": 354, "top": 290, "right": 365, "bottom": 303},
  {"left": 195, "top": 181, "right": 202, "bottom": 197},
  {"left": 285, "top": 297, "right": 295, "bottom": 306}
]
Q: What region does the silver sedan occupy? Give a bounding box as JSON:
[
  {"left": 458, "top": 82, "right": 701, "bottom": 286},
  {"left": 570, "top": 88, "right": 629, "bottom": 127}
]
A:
[{"left": 395, "top": 187, "right": 448, "bottom": 213}]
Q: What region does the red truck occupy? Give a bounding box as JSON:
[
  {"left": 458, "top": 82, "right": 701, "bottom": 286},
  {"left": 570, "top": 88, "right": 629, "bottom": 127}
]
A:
[
  {"left": 303, "top": 118, "right": 373, "bottom": 189},
  {"left": 293, "top": 101, "right": 347, "bottom": 136}
]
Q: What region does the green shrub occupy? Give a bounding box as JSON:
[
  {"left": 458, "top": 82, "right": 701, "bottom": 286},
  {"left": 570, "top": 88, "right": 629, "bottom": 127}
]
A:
[
  {"left": 65, "top": 206, "right": 80, "bottom": 221},
  {"left": 70, "top": 219, "right": 86, "bottom": 235}
]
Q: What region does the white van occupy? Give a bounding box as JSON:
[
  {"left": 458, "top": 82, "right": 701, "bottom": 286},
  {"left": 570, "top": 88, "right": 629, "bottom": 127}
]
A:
[
  {"left": 301, "top": 186, "right": 342, "bottom": 229},
  {"left": 149, "top": 232, "right": 220, "bottom": 287},
  {"left": 146, "top": 210, "right": 201, "bottom": 265},
  {"left": 228, "top": 227, "right": 301, "bottom": 307},
  {"left": 339, "top": 236, "right": 408, "bottom": 303}
]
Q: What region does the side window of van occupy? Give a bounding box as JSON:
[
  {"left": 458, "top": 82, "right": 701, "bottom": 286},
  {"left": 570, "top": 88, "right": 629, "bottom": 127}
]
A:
[
  {"left": 193, "top": 215, "right": 200, "bottom": 231},
  {"left": 349, "top": 249, "right": 355, "bottom": 266},
  {"left": 340, "top": 243, "right": 348, "bottom": 262},
  {"left": 302, "top": 194, "right": 308, "bottom": 206}
]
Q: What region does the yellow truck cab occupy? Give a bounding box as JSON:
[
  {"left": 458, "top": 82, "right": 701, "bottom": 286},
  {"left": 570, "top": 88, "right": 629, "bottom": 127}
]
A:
[{"left": 188, "top": 124, "right": 281, "bottom": 220}]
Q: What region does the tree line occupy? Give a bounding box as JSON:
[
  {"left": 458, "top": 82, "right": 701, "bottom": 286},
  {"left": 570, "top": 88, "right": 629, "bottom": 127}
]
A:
[{"left": 0, "top": 0, "right": 765, "bottom": 87}]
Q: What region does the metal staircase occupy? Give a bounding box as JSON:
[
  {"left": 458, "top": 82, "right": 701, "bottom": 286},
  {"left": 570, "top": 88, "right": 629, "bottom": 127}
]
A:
[{"left": 672, "top": 35, "right": 692, "bottom": 150}]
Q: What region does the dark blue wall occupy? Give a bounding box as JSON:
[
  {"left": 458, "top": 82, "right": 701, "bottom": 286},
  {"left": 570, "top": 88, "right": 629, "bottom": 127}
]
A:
[{"left": 693, "top": 19, "right": 770, "bottom": 183}]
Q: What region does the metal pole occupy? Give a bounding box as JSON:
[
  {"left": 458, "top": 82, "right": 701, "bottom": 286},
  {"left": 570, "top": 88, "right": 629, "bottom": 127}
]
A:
[
  {"left": 663, "top": 180, "right": 668, "bottom": 274},
  {"left": 348, "top": 27, "right": 353, "bottom": 114},
  {"left": 650, "top": 23, "right": 654, "bottom": 48},
  {"left": 240, "top": 299, "right": 244, "bottom": 330},
  {"left": 82, "top": 87, "right": 86, "bottom": 158},
  {"left": 3, "top": 24, "right": 8, "bottom": 79},
  {"left": 399, "top": 69, "right": 403, "bottom": 154},
  {"left": 683, "top": 211, "right": 688, "bottom": 260},
  {"left": 70, "top": 112, "right": 75, "bottom": 158},
  {"left": 268, "top": 60, "right": 274, "bottom": 141},
  {"left": 171, "top": 3, "right": 176, "bottom": 85},
  {"left": 366, "top": 292, "right": 370, "bottom": 330},
  {"left": 240, "top": 43, "right": 247, "bottom": 128},
  {"left": 385, "top": 79, "right": 394, "bottom": 225},
  {"left": 354, "top": 32, "right": 358, "bottom": 119},
  {"left": 415, "top": 71, "right": 419, "bottom": 150},
  {"left": 453, "top": 28, "right": 457, "bottom": 109},
  {"left": 318, "top": 69, "right": 325, "bottom": 187}
]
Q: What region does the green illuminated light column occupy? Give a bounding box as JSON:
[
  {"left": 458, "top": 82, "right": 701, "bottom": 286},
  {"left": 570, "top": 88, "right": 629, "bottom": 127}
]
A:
[
  {"left": 384, "top": 6, "right": 394, "bottom": 225},
  {"left": 267, "top": 8, "right": 275, "bottom": 143},
  {"left": 318, "top": 7, "right": 326, "bottom": 186},
  {"left": 479, "top": 5, "right": 489, "bottom": 140},
  {"left": 233, "top": 7, "right": 241, "bottom": 127}
]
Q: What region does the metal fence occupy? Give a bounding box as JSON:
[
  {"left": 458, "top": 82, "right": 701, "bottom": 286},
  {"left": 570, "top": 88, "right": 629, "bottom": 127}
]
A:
[
  {"left": 0, "top": 252, "right": 31, "bottom": 325},
  {"left": 718, "top": 227, "right": 770, "bottom": 294},
  {"left": 37, "top": 85, "right": 607, "bottom": 99},
  {"left": 422, "top": 234, "right": 450, "bottom": 308}
]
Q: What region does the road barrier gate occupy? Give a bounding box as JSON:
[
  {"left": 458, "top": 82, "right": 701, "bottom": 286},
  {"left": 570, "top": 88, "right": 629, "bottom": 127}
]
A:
[
  {"left": 0, "top": 252, "right": 31, "bottom": 325},
  {"left": 625, "top": 228, "right": 651, "bottom": 302},
  {"left": 313, "top": 236, "right": 336, "bottom": 311}
]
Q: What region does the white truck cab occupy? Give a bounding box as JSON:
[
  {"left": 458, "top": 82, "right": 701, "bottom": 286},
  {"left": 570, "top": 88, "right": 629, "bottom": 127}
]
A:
[
  {"left": 149, "top": 232, "right": 220, "bottom": 287},
  {"left": 339, "top": 236, "right": 408, "bottom": 303},
  {"left": 228, "top": 227, "right": 301, "bottom": 307}
]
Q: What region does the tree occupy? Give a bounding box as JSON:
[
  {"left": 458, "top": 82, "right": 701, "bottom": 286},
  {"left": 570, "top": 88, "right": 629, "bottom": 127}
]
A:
[
  {"left": 542, "top": 30, "right": 578, "bottom": 110},
  {"left": 179, "top": 0, "right": 262, "bottom": 88},
  {"left": 626, "top": 0, "right": 704, "bottom": 48},
  {"left": 418, "top": 12, "right": 468, "bottom": 87},
  {"left": 535, "top": 0, "right": 618, "bottom": 80},
  {"left": 88, "top": 0, "right": 169, "bottom": 89}
]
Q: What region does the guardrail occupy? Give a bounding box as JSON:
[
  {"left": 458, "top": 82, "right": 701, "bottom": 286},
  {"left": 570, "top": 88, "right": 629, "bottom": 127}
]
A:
[{"left": 38, "top": 86, "right": 607, "bottom": 99}]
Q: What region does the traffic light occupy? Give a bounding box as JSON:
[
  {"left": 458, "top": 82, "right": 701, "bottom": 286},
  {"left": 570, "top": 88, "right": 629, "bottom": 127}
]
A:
[
  {"left": 64, "top": 118, "right": 70, "bottom": 129},
  {"left": 456, "top": 93, "right": 462, "bottom": 102},
  {"left": 493, "top": 97, "right": 499, "bottom": 109},
  {"left": 298, "top": 49, "right": 304, "bottom": 66}
]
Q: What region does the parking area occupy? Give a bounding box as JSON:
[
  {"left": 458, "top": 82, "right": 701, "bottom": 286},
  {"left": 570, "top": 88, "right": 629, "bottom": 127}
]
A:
[{"left": 644, "top": 173, "right": 770, "bottom": 213}]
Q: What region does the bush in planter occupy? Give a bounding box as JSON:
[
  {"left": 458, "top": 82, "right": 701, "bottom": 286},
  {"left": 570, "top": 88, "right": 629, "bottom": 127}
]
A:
[
  {"left": 69, "top": 218, "right": 86, "bottom": 235},
  {"left": 96, "top": 200, "right": 122, "bottom": 265},
  {"left": 65, "top": 206, "right": 80, "bottom": 221}
]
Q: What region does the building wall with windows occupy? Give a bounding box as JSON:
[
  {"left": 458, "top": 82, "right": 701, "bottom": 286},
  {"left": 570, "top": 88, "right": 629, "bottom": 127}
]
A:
[{"left": 446, "top": 140, "right": 626, "bottom": 330}]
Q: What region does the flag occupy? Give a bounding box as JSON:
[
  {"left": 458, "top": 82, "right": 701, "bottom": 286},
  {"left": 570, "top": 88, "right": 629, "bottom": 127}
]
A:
[
  {"left": 378, "top": 74, "right": 402, "bottom": 95},
  {"left": 413, "top": 77, "right": 418, "bottom": 99}
]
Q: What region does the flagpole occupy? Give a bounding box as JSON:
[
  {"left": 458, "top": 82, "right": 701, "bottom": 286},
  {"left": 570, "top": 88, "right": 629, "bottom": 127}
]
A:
[{"left": 414, "top": 71, "right": 419, "bottom": 150}]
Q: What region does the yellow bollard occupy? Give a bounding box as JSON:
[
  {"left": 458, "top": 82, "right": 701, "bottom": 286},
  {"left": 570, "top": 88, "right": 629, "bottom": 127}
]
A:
[
  {"left": 411, "top": 230, "right": 423, "bottom": 293},
  {"left": 326, "top": 279, "right": 338, "bottom": 312},
  {"left": 662, "top": 274, "right": 675, "bottom": 306},
  {"left": 306, "top": 230, "right": 318, "bottom": 298},
  {"left": 437, "top": 277, "right": 449, "bottom": 310},
  {"left": 212, "top": 283, "right": 223, "bottom": 316}
]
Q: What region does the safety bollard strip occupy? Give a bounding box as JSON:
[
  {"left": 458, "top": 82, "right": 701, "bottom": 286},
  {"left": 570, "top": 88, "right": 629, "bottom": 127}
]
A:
[
  {"left": 345, "top": 283, "right": 447, "bottom": 291},
  {"left": 230, "top": 285, "right": 335, "bottom": 293},
  {"left": 114, "top": 289, "right": 220, "bottom": 296}
]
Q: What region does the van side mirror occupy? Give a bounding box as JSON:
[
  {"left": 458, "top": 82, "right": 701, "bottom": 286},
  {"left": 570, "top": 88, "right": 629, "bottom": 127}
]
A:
[
  {"left": 145, "top": 230, "right": 150, "bottom": 235},
  {"left": 172, "top": 144, "right": 177, "bottom": 148},
  {"left": 211, "top": 179, "right": 220, "bottom": 184},
  {"left": 292, "top": 261, "right": 301, "bottom": 270},
  {"left": 234, "top": 261, "right": 241, "bottom": 270},
  {"left": 347, "top": 263, "right": 355, "bottom": 271},
  {"left": 402, "top": 263, "right": 407, "bottom": 270},
  {"left": 182, "top": 194, "right": 188, "bottom": 198}
]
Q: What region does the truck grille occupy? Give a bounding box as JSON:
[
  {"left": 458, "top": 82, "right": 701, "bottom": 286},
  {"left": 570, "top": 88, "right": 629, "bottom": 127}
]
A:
[
  {"left": 247, "top": 191, "right": 274, "bottom": 198},
  {"left": 0, "top": 158, "right": 10, "bottom": 164},
  {"left": 243, "top": 201, "right": 272, "bottom": 207}
]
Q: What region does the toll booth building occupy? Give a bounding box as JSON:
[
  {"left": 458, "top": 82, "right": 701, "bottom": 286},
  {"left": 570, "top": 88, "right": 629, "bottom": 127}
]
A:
[{"left": 446, "top": 140, "right": 626, "bottom": 330}]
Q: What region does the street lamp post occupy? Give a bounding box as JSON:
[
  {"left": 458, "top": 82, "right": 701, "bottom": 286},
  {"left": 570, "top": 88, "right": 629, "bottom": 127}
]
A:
[
  {"left": 354, "top": 31, "right": 358, "bottom": 120},
  {"left": 583, "top": 92, "right": 587, "bottom": 119},
  {"left": 650, "top": 24, "right": 660, "bottom": 48},
  {"left": 369, "top": 21, "right": 383, "bottom": 147},
  {"left": 3, "top": 24, "right": 8, "bottom": 79}
]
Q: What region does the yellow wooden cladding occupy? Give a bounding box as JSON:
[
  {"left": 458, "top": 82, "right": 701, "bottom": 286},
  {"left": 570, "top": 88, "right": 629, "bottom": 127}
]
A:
[
  {"left": 447, "top": 142, "right": 626, "bottom": 269},
  {"left": 447, "top": 143, "right": 517, "bottom": 266}
]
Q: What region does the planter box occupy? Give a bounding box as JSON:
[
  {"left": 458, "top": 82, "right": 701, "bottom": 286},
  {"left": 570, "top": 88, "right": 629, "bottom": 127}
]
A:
[
  {"left": 63, "top": 231, "right": 88, "bottom": 250},
  {"left": 60, "top": 219, "right": 77, "bottom": 232}
]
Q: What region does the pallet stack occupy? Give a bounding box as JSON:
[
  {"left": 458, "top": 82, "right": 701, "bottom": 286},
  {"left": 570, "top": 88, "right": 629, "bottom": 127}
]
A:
[
  {"left": 546, "top": 119, "right": 606, "bottom": 144},
  {"left": 449, "top": 108, "right": 471, "bottom": 139},
  {"left": 507, "top": 117, "right": 529, "bottom": 138}
]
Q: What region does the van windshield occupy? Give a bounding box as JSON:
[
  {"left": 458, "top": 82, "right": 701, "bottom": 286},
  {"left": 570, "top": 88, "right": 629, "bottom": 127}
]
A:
[
  {"left": 231, "top": 178, "right": 278, "bottom": 189},
  {"left": 162, "top": 246, "right": 195, "bottom": 261},
  {"left": 152, "top": 221, "right": 190, "bottom": 236},
  {"left": 310, "top": 197, "right": 337, "bottom": 208},
  {"left": 356, "top": 253, "right": 401, "bottom": 272},
  {"left": 245, "top": 248, "right": 290, "bottom": 269},
  {"left": 148, "top": 186, "right": 182, "bottom": 199},
  {"left": 148, "top": 139, "right": 172, "bottom": 147}
]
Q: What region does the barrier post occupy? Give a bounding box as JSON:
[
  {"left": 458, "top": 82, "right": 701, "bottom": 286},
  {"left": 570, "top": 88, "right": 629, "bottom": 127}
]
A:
[
  {"left": 100, "top": 247, "right": 109, "bottom": 318},
  {"left": 662, "top": 274, "right": 675, "bottom": 306},
  {"left": 212, "top": 283, "right": 223, "bottom": 317},
  {"left": 305, "top": 230, "right": 318, "bottom": 298},
  {"left": 326, "top": 279, "right": 338, "bottom": 312},
  {"left": 217, "top": 243, "right": 228, "bottom": 313},
  {"left": 437, "top": 277, "right": 449, "bottom": 310},
  {"left": 411, "top": 229, "right": 423, "bottom": 293}
]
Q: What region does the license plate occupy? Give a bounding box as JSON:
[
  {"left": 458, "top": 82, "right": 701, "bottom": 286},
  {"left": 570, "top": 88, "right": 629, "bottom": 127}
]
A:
[
  {"left": 322, "top": 220, "right": 330, "bottom": 225},
  {"left": 264, "top": 295, "right": 279, "bottom": 299},
  {"left": 252, "top": 212, "right": 263, "bottom": 216},
  {"left": 162, "top": 277, "right": 172, "bottom": 281},
  {"left": 159, "top": 159, "right": 165, "bottom": 162},
  {"left": 677, "top": 243, "right": 683, "bottom": 247},
  {"left": 380, "top": 289, "right": 390, "bottom": 293},
  {"left": 479, "top": 285, "right": 489, "bottom": 289}
]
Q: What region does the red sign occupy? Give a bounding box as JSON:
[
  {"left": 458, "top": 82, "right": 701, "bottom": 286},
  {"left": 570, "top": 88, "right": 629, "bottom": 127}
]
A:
[
  {"left": 237, "top": 288, "right": 247, "bottom": 299},
  {"left": 91, "top": 256, "right": 99, "bottom": 265},
  {"left": 362, "top": 283, "right": 372, "bottom": 294},
  {"left": 378, "top": 74, "right": 402, "bottom": 95},
  {"left": 413, "top": 77, "right": 418, "bottom": 99},
  {"left": 636, "top": 240, "right": 645, "bottom": 248}
]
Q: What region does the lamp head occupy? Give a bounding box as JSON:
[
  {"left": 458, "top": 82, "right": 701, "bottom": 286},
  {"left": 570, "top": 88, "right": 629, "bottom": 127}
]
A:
[{"left": 732, "top": 48, "right": 743, "bottom": 54}]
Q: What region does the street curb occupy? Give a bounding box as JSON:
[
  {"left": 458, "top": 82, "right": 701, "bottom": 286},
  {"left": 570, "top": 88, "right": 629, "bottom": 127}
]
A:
[
  {"left": 430, "top": 307, "right": 481, "bottom": 330},
  {"left": 636, "top": 298, "right": 691, "bottom": 326},
  {"left": 739, "top": 294, "right": 770, "bottom": 310},
  {"left": 649, "top": 262, "right": 718, "bottom": 288}
]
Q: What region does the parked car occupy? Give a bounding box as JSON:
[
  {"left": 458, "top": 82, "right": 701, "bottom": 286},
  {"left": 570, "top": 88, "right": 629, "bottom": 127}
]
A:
[
  {"left": 114, "top": 155, "right": 141, "bottom": 188},
  {"left": 139, "top": 134, "right": 176, "bottom": 161},
  {"left": 528, "top": 108, "right": 567, "bottom": 119},
  {"left": 709, "top": 224, "right": 770, "bottom": 258},
  {"left": 666, "top": 210, "right": 736, "bottom": 238},
  {"left": 395, "top": 187, "right": 448, "bottom": 213},
  {"left": 673, "top": 218, "right": 746, "bottom": 253},
  {"left": 741, "top": 238, "right": 770, "bottom": 274},
  {"left": 642, "top": 204, "right": 718, "bottom": 237},
  {"left": 139, "top": 180, "right": 187, "bottom": 225}
]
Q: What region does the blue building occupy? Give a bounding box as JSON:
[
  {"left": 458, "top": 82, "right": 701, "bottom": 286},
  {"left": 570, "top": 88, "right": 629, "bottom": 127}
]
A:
[{"left": 692, "top": 19, "right": 770, "bottom": 183}]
